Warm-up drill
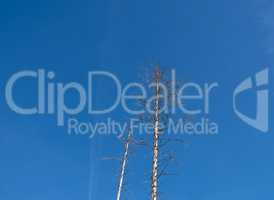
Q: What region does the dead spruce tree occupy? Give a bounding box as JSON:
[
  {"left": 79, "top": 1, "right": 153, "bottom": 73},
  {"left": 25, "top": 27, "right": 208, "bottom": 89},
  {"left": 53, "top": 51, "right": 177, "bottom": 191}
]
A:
[
  {"left": 102, "top": 129, "right": 133, "bottom": 200},
  {"left": 151, "top": 68, "right": 161, "bottom": 200},
  {"left": 138, "top": 66, "right": 183, "bottom": 200},
  {"left": 116, "top": 130, "right": 132, "bottom": 200},
  {"left": 115, "top": 128, "right": 146, "bottom": 200},
  {"left": 137, "top": 66, "right": 183, "bottom": 200}
]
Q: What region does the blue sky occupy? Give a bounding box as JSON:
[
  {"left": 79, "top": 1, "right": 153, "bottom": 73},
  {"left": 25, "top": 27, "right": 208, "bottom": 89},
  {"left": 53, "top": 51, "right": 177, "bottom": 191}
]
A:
[{"left": 0, "top": 0, "right": 274, "bottom": 199}]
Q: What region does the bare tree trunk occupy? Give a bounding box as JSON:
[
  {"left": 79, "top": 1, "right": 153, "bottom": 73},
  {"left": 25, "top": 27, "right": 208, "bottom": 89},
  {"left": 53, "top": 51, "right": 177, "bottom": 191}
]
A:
[
  {"left": 116, "top": 131, "right": 131, "bottom": 200},
  {"left": 151, "top": 70, "right": 161, "bottom": 200}
]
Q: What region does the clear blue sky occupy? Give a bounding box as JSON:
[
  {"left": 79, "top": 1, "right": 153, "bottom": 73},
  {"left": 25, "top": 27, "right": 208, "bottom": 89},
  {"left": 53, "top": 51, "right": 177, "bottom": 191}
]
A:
[{"left": 0, "top": 0, "right": 274, "bottom": 199}]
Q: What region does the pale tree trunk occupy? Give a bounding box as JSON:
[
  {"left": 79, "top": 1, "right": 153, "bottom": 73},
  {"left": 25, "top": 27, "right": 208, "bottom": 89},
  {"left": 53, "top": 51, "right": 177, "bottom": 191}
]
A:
[
  {"left": 151, "top": 72, "right": 160, "bottom": 200},
  {"left": 116, "top": 131, "right": 131, "bottom": 200}
]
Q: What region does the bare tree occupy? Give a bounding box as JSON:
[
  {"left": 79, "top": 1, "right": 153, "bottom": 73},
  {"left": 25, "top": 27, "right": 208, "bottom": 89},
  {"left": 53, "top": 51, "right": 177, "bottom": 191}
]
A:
[
  {"left": 151, "top": 67, "right": 161, "bottom": 200},
  {"left": 102, "top": 129, "right": 133, "bottom": 200},
  {"left": 138, "top": 66, "right": 184, "bottom": 200},
  {"left": 116, "top": 130, "right": 132, "bottom": 200}
]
